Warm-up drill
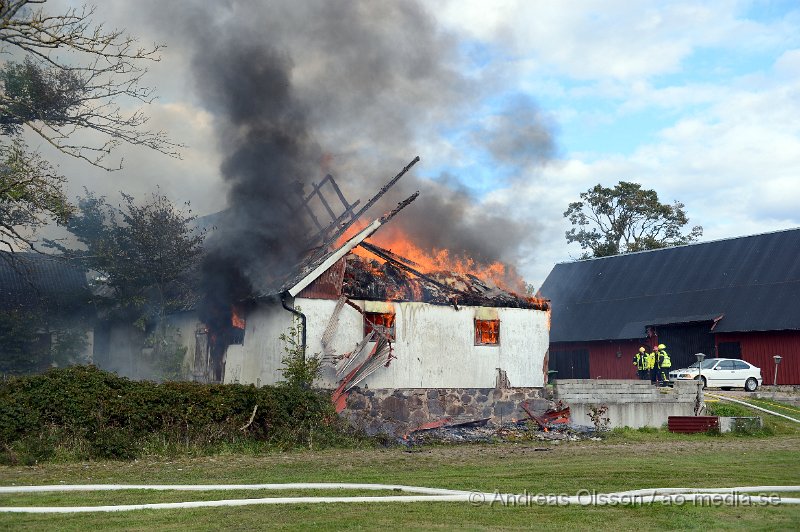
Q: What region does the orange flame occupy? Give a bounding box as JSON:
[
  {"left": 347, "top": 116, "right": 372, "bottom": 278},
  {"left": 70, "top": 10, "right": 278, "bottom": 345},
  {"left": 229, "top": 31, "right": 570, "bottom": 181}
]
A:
[
  {"left": 338, "top": 222, "right": 529, "bottom": 296},
  {"left": 231, "top": 305, "right": 246, "bottom": 330}
]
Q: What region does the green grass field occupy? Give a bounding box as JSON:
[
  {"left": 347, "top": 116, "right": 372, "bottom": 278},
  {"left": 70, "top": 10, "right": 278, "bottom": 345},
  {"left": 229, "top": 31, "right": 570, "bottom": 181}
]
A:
[{"left": 1, "top": 402, "right": 799, "bottom": 530}]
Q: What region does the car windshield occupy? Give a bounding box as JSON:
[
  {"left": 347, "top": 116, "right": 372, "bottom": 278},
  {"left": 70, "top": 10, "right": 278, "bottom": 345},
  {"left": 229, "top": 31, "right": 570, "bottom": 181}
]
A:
[{"left": 687, "top": 359, "right": 719, "bottom": 369}]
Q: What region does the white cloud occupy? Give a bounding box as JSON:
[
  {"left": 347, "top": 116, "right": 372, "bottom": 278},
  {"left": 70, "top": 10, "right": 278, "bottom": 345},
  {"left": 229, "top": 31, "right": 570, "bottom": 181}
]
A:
[
  {"left": 489, "top": 49, "right": 800, "bottom": 286},
  {"left": 437, "top": 0, "right": 798, "bottom": 81},
  {"left": 774, "top": 49, "right": 800, "bottom": 77}
]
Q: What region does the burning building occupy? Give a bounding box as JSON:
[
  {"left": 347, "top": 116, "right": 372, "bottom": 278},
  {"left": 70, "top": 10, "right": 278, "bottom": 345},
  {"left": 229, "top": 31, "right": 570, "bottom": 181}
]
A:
[
  {"left": 181, "top": 158, "right": 552, "bottom": 433},
  {"left": 223, "top": 228, "right": 551, "bottom": 391}
]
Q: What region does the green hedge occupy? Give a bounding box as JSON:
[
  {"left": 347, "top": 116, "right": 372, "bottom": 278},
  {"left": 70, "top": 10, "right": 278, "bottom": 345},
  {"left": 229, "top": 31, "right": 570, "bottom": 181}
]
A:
[{"left": 0, "top": 366, "right": 358, "bottom": 463}]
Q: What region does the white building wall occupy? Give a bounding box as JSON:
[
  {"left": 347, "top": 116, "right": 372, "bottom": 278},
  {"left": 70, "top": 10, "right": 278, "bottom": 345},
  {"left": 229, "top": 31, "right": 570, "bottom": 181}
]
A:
[
  {"left": 233, "top": 303, "right": 293, "bottom": 386},
  {"left": 237, "top": 297, "right": 549, "bottom": 388}
]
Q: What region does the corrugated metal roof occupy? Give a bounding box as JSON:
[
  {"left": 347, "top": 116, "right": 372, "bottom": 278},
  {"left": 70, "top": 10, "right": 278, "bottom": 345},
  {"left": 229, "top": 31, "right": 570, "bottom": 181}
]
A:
[
  {"left": 0, "top": 253, "right": 89, "bottom": 312},
  {"left": 539, "top": 228, "right": 800, "bottom": 342}
]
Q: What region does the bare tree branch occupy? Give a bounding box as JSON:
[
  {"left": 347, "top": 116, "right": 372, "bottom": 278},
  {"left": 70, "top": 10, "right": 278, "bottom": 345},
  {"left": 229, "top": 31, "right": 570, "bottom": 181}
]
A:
[{"left": 0, "top": 1, "right": 182, "bottom": 169}]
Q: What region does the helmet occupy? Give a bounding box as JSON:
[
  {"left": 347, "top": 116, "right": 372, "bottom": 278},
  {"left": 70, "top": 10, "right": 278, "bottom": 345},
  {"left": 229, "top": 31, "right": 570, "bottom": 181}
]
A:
[
  {"left": 639, "top": 347, "right": 646, "bottom": 353},
  {"left": 658, "top": 344, "right": 666, "bottom": 350}
]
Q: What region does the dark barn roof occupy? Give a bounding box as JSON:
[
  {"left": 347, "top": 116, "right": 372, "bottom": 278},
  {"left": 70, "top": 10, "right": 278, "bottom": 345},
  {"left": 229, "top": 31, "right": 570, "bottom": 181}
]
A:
[
  {"left": 539, "top": 228, "right": 800, "bottom": 342},
  {"left": 0, "top": 253, "right": 90, "bottom": 313}
]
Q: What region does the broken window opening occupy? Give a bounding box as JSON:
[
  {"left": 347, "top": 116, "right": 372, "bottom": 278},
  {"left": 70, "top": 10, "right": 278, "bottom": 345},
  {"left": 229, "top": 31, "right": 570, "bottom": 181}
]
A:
[
  {"left": 231, "top": 305, "right": 246, "bottom": 329},
  {"left": 229, "top": 328, "right": 245, "bottom": 345},
  {"left": 475, "top": 319, "right": 500, "bottom": 346},
  {"left": 364, "top": 312, "right": 396, "bottom": 341},
  {"left": 229, "top": 305, "right": 246, "bottom": 345}
]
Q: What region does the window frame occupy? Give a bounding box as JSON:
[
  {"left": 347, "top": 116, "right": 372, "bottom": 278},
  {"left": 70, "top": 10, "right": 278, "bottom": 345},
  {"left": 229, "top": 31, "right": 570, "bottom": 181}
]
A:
[
  {"left": 474, "top": 319, "right": 500, "bottom": 346},
  {"left": 364, "top": 311, "right": 396, "bottom": 341}
]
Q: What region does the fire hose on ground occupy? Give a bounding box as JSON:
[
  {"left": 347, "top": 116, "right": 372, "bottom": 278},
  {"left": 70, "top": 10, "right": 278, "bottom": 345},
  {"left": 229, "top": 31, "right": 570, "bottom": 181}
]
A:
[
  {"left": 1, "top": 483, "right": 799, "bottom": 513},
  {"left": 705, "top": 393, "right": 800, "bottom": 424}
]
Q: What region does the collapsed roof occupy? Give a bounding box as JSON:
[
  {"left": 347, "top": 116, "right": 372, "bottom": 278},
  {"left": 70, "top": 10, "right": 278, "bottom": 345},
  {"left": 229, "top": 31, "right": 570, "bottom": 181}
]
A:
[
  {"left": 340, "top": 254, "right": 546, "bottom": 309},
  {"left": 249, "top": 156, "right": 547, "bottom": 311},
  {"left": 295, "top": 251, "right": 546, "bottom": 310}
]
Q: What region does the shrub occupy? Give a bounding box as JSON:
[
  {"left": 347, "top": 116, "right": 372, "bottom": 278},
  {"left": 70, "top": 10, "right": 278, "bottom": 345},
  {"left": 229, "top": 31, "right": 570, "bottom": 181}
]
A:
[
  {"left": 587, "top": 404, "right": 611, "bottom": 432},
  {"left": 707, "top": 402, "right": 752, "bottom": 418},
  {"left": 279, "top": 309, "right": 321, "bottom": 388},
  {"left": 0, "top": 365, "right": 359, "bottom": 462}
]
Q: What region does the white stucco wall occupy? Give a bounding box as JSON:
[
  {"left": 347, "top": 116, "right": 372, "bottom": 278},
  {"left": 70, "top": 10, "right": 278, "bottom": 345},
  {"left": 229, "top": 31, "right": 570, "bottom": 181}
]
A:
[
  {"left": 231, "top": 303, "right": 293, "bottom": 386},
  {"left": 236, "top": 297, "right": 549, "bottom": 388}
]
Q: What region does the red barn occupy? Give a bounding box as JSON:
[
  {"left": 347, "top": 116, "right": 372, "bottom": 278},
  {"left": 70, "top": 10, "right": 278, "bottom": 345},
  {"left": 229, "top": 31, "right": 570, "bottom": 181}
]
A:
[{"left": 539, "top": 228, "right": 800, "bottom": 385}]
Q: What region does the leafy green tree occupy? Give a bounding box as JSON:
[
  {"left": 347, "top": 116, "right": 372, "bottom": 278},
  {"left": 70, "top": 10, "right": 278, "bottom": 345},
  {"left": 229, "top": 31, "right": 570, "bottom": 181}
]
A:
[
  {"left": 48, "top": 190, "right": 204, "bottom": 328},
  {"left": 0, "top": 57, "right": 84, "bottom": 136},
  {"left": 564, "top": 181, "right": 703, "bottom": 258},
  {"left": 279, "top": 310, "right": 321, "bottom": 389}
]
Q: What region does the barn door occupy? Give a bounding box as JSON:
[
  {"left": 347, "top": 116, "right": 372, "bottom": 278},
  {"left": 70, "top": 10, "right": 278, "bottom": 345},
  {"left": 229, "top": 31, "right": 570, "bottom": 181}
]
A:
[
  {"left": 656, "top": 322, "right": 716, "bottom": 370},
  {"left": 549, "top": 349, "right": 590, "bottom": 379}
]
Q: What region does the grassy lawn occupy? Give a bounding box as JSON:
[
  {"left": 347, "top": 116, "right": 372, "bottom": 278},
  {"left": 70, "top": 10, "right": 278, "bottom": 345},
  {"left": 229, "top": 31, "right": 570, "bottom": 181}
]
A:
[{"left": 1, "top": 399, "right": 798, "bottom": 530}]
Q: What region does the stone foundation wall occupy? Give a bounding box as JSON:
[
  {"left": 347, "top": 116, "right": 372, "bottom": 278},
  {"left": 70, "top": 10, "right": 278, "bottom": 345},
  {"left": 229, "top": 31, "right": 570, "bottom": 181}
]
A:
[
  {"left": 342, "top": 387, "right": 551, "bottom": 436},
  {"left": 555, "top": 379, "right": 698, "bottom": 429}
]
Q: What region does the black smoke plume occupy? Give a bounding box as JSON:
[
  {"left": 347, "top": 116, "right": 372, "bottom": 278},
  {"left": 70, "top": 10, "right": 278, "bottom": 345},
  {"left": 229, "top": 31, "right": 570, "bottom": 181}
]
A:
[{"left": 152, "top": 0, "right": 555, "bottom": 315}]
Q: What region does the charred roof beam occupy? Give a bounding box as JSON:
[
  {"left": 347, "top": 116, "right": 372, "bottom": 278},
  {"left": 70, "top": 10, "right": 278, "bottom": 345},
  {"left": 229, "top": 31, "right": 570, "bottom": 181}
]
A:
[
  {"left": 357, "top": 240, "right": 471, "bottom": 303},
  {"left": 286, "top": 192, "right": 420, "bottom": 297},
  {"left": 314, "top": 156, "right": 420, "bottom": 260}
]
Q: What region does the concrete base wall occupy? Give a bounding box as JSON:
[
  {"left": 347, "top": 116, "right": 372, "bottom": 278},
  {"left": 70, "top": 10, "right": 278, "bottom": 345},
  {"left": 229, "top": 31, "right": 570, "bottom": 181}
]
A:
[
  {"left": 342, "top": 387, "right": 550, "bottom": 436},
  {"left": 719, "top": 416, "right": 762, "bottom": 433},
  {"left": 555, "top": 379, "right": 698, "bottom": 429}
]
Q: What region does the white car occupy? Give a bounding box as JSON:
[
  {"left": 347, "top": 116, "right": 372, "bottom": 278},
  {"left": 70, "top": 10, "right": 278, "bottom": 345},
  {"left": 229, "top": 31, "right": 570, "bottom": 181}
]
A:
[{"left": 668, "top": 358, "right": 762, "bottom": 392}]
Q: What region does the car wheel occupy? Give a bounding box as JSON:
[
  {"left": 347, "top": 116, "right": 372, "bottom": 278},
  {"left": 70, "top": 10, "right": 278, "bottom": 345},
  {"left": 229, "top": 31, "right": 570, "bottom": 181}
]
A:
[
  {"left": 745, "top": 378, "right": 758, "bottom": 392},
  {"left": 696, "top": 376, "right": 707, "bottom": 389}
]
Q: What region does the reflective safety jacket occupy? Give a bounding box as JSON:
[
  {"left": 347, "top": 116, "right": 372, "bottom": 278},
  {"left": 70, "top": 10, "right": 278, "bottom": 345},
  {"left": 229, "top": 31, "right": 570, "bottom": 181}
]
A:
[
  {"left": 633, "top": 352, "right": 648, "bottom": 371},
  {"left": 645, "top": 351, "right": 656, "bottom": 370},
  {"left": 659, "top": 350, "right": 672, "bottom": 368}
]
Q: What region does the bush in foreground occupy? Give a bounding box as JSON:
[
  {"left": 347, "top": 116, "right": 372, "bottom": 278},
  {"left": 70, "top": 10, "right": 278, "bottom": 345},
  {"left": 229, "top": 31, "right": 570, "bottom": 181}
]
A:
[{"left": 0, "top": 366, "right": 364, "bottom": 464}]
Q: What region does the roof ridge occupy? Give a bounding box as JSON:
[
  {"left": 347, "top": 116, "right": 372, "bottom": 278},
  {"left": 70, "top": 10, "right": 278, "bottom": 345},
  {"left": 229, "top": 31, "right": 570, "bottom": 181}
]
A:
[{"left": 557, "top": 226, "right": 800, "bottom": 265}]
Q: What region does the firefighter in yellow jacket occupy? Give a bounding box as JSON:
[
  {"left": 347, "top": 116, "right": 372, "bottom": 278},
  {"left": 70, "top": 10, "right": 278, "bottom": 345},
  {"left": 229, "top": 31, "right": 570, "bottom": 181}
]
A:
[
  {"left": 656, "top": 343, "right": 671, "bottom": 384},
  {"left": 633, "top": 346, "right": 649, "bottom": 380},
  {"left": 650, "top": 343, "right": 672, "bottom": 384},
  {"left": 646, "top": 346, "right": 657, "bottom": 383}
]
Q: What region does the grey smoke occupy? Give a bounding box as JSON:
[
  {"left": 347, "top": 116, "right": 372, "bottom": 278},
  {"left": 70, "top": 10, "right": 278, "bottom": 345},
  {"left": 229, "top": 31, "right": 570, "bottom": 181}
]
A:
[
  {"left": 481, "top": 95, "right": 557, "bottom": 169},
  {"left": 145, "top": 0, "right": 555, "bottom": 287}
]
